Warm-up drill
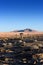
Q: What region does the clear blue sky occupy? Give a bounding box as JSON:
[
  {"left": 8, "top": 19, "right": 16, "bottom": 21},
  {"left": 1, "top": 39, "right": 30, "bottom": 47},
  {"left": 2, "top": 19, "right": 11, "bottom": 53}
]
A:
[{"left": 0, "top": 0, "right": 43, "bottom": 32}]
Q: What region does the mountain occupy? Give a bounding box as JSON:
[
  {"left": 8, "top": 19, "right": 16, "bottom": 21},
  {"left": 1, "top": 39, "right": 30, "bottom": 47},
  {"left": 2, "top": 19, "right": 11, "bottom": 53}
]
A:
[{"left": 12, "top": 28, "right": 37, "bottom": 32}]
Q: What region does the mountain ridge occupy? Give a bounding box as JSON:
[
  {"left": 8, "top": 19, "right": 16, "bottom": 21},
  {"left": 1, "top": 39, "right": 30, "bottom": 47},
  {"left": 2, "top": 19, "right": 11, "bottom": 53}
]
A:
[{"left": 12, "top": 28, "right": 37, "bottom": 32}]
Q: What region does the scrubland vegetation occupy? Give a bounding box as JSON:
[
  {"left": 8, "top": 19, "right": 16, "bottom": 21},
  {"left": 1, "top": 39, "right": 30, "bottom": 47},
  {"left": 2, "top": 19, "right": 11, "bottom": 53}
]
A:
[{"left": 0, "top": 33, "right": 43, "bottom": 65}]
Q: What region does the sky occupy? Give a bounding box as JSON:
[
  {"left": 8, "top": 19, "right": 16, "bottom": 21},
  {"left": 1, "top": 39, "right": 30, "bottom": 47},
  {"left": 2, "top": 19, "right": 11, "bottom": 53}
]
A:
[{"left": 0, "top": 0, "right": 43, "bottom": 32}]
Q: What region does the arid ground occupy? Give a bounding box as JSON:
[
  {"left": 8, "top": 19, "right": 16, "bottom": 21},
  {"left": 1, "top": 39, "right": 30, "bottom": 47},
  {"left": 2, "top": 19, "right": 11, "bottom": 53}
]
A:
[{"left": 0, "top": 31, "right": 43, "bottom": 65}]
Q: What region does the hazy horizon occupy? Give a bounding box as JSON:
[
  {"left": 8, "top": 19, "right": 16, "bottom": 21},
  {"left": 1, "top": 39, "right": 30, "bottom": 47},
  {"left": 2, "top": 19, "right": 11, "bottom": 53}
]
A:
[{"left": 0, "top": 0, "right": 43, "bottom": 32}]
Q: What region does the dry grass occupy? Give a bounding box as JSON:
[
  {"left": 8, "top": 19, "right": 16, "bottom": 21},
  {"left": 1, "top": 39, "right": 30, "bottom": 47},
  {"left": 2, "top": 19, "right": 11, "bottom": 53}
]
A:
[{"left": 0, "top": 31, "right": 43, "bottom": 39}]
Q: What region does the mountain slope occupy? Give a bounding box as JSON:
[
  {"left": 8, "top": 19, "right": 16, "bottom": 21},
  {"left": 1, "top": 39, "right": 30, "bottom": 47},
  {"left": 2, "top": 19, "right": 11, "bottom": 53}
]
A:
[{"left": 12, "top": 28, "right": 37, "bottom": 32}]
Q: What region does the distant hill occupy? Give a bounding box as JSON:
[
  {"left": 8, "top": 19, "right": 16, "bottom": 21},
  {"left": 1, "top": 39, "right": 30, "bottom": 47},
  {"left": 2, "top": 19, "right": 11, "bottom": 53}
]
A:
[{"left": 12, "top": 28, "right": 37, "bottom": 32}]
